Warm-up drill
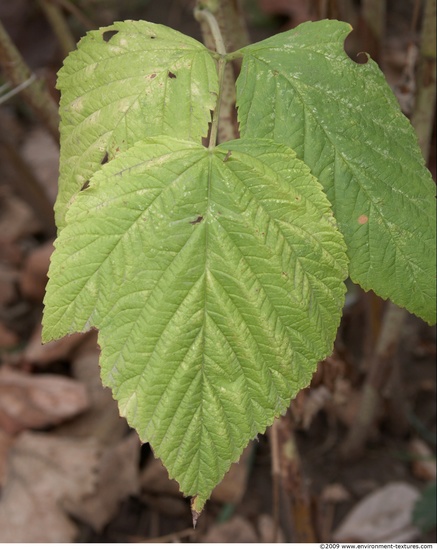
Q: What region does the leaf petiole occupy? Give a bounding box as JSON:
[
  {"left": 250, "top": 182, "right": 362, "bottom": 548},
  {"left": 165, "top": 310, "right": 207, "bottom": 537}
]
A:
[{"left": 194, "top": 7, "right": 227, "bottom": 149}]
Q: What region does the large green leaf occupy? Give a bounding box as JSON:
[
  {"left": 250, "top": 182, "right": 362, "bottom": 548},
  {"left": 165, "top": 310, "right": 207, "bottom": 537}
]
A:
[
  {"left": 55, "top": 20, "right": 218, "bottom": 230},
  {"left": 43, "top": 137, "right": 348, "bottom": 511},
  {"left": 236, "top": 20, "right": 436, "bottom": 324}
]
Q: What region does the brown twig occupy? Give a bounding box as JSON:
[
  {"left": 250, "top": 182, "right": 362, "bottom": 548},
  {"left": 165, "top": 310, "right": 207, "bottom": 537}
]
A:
[
  {"left": 411, "top": 0, "right": 436, "bottom": 161},
  {"left": 52, "top": 0, "right": 96, "bottom": 31},
  {"left": 334, "top": 0, "right": 359, "bottom": 25},
  {"left": 38, "top": 0, "right": 76, "bottom": 57},
  {"left": 269, "top": 415, "right": 317, "bottom": 542},
  {"left": 0, "top": 20, "right": 60, "bottom": 142},
  {"left": 360, "top": 0, "right": 386, "bottom": 63},
  {"left": 341, "top": 302, "right": 408, "bottom": 460},
  {"left": 195, "top": 0, "right": 250, "bottom": 143},
  {"left": 269, "top": 422, "right": 281, "bottom": 543}
]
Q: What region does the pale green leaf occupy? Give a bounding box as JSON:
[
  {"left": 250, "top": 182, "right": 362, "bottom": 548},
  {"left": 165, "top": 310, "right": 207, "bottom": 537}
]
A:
[
  {"left": 55, "top": 20, "right": 218, "bottom": 230},
  {"left": 236, "top": 20, "right": 436, "bottom": 324},
  {"left": 43, "top": 137, "right": 348, "bottom": 511}
]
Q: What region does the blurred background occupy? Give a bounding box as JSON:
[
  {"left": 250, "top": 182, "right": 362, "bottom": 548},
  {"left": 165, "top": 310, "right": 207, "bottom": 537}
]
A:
[{"left": 0, "top": 0, "right": 435, "bottom": 543}]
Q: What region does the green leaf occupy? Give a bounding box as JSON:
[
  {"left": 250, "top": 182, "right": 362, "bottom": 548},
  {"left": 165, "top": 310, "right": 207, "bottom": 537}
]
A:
[
  {"left": 43, "top": 136, "right": 348, "bottom": 511},
  {"left": 236, "top": 20, "right": 436, "bottom": 324},
  {"left": 413, "top": 482, "right": 437, "bottom": 533},
  {"left": 55, "top": 20, "right": 218, "bottom": 230}
]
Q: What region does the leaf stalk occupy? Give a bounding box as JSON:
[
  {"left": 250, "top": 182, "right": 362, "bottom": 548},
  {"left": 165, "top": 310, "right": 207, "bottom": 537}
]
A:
[
  {"left": 194, "top": 7, "right": 227, "bottom": 56},
  {"left": 208, "top": 56, "right": 227, "bottom": 149},
  {"left": 194, "top": 7, "right": 227, "bottom": 149}
]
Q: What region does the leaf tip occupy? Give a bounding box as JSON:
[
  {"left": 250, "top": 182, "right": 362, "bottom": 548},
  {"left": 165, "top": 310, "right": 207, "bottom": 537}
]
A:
[{"left": 190, "top": 496, "right": 203, "bottom": 528}]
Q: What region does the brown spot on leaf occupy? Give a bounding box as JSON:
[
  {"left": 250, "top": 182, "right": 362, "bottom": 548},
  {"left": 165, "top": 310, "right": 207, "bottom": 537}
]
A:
[
  {"left": 358, "top": 214, "right": 369, "bottom": 225},
  {"left": 102, "top": 30, "right": 118, "bottom": 42},
  {"left": 190, "top": 216, "right": 203, "bottom": 225},
  {"left": 148, "top": 73, "right": 157, "bottom": 79},
  {"left": 168, "top": 71, "right": 177, "bottom": 79},
  {"left": 101, "top": 152, "right": 109, "bottom": 165}
]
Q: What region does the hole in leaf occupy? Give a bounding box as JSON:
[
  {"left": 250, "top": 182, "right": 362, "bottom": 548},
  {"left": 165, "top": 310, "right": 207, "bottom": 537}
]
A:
[
  {"left": 168, "top": 71, "right": 177, "bottom": 79},
  {"left": 354, "top": 51, "right": 370, "bottom": 64},
  {"left": 102, "top": 30, "right": 119, "bottom": 42},
  {"left": 81, "top": 180, "right": 90, "bottom": 191},
  {"left": 344, "top": 31, "right": 370, "bottom": 64},
  {"left": 101, "top": 152, "right": 109, "bottom": 165}
]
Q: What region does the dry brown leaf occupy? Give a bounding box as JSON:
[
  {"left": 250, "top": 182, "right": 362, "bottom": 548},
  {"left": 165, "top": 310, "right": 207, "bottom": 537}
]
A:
[
  {"left": 311, "top": 354, "right": 347, "bottom": 391},
  {"left": 0, "top": 429, "right": 14, "bottom": 487},
  {"left": 0, "top": 431, "right": 100, "bottom": 542},
  {"left": 24, "top": 322, "right": 89, "bottom": 365},
  {"left": 0, "top": 239, "right": 23, "bottom": 266},
  {"left": 0, "top": 188, "right": 41, "bottom": 243},
  {"left": 140, "top": 493, "right": 188, "bottom": 518},
  {"left": 332, "top": 482, "right": 421, "bottom": 543},
  {"left": 211, "top": 442, "right": 254, "bottom": 504},
  {"left": 333, "top": 388, "right": 363, "bottom": 427},
  {"left": 301, "top": 386, "right": 331, "bottom": 430},
  {"left": 201, "top": 516, "right": 259, "bottom": 543},
  {"left": 332, "top": 377, "right": 352, "bottom": 406},
  {"left": 55, "top": 349, "right": 128, "bottom": 445},
  {"left": 0, "top": 322, "right": 19, "bottom": 349},
  {"left": 258, "top": 514, "right": 285, "bottom": 543},
  {"left": 291, "top": 354, "right": 348, "bottom": 427},
  {"left": 141, "top": 455, "right": 181, "bottom": 497},
  {"left": 19, "top": 241, "right": 54, "bottom": 302},
  {"left": 0, "top": 366, "right": 89, "bottom": 434},
  {"left": 0, "top": 265, "right": 18, "bottom": 306},
  {"left": 68, "top": 432, "right": 141, "bottom": 530},
  {"left": 21, "top": 128, "right": 59, "bottom": 204}
]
